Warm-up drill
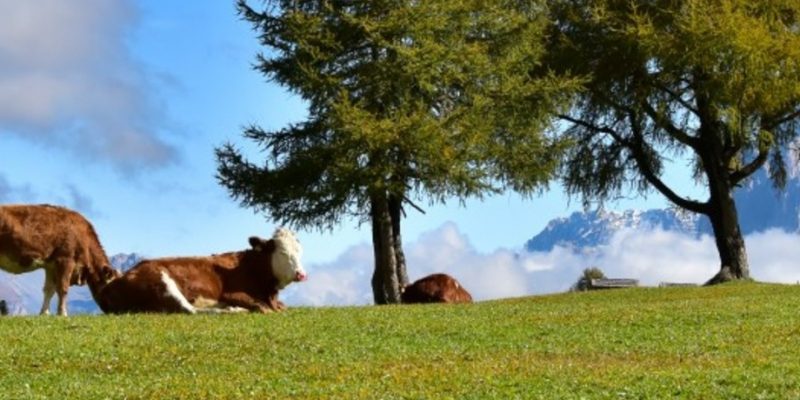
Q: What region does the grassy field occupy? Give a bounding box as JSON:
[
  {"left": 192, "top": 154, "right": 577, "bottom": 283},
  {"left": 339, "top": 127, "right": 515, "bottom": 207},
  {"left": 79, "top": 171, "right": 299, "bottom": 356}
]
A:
[{"left": 1, "top": 282, "right": 799, "bottom": 399}]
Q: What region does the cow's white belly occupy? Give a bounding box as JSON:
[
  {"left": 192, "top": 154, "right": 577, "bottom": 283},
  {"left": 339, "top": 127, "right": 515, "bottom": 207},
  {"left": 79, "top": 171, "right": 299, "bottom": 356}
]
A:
[
  {"left": 0, "top": 254, "right": 49, "bottom": 274},
  {"left": 193, "top": 297, "right": 248, "bottom": 314}
]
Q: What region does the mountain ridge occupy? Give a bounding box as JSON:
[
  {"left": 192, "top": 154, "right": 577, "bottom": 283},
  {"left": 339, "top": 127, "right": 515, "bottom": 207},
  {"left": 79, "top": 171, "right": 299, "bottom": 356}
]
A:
[{"left": 525, "top": 168, "right": 800, "bottom": 252}]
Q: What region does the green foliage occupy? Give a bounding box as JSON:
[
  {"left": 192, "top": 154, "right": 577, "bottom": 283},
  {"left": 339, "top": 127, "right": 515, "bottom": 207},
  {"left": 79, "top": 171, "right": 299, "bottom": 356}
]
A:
[
  {"left": 545, "top": 0, "right": 800, "bottom": 207},
  {"left": 216, "top": 0, "right": 577, "bottom": 230},
  {"left": 542, "top": 0, "right": 800, "bottom": 279},
  {"left": 572, "top": 266, "right": 607, "bottom": 291},
  {"left": 1, "top": 283, "right": 800, "bottom": 398}
]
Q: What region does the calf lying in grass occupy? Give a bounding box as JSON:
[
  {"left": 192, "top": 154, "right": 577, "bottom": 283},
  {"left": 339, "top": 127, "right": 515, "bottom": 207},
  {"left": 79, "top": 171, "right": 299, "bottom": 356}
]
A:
[
  {"left": 97, "top": 228, "right": 306, "bottom": 314},
  {"left": 401, "top": 273, "right": 472, "bottom": 304}
]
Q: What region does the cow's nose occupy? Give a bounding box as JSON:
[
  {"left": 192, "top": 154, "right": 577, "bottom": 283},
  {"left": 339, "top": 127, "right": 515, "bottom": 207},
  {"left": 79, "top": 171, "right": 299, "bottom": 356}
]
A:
[{"left": 295, "top": 271, "right": 307, "bottom": 282}]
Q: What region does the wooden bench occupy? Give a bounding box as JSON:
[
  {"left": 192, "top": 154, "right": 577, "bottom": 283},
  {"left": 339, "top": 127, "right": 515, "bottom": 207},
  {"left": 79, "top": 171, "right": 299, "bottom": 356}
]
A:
[
  {"left": 588, "top": 278, "right": 639, "bottom": 290},
  {"left": 658, "top": 282, "right": 699, "bottom": 288}
]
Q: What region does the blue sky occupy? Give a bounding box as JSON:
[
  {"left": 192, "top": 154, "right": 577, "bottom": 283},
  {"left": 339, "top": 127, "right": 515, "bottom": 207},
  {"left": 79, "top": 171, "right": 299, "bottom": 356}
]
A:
[
  {"left": 6, "top": 0, "right": 800, "bottom": 311},
  {"left": 0, "top": 1, "right": 727, "bottom": 309}
]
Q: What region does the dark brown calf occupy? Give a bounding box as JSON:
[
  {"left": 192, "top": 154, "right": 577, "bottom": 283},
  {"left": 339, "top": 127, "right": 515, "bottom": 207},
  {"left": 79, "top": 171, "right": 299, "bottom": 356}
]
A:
[
  {"left": 401, "top": 273, "right": 472, "bottom": 304},
  {"left": 0, "top": 204, "right": 118, "bottom": 316},
  {"left": 97, "top": 228, "right": 306, "bottom": 314}
]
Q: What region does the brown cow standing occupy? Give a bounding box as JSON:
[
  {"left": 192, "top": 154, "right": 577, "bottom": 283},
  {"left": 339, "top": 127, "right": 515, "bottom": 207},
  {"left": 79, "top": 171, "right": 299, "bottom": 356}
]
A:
[
  {"left": 0, "top": 204, "right": 119, "bottom": 316},
  {"left": 96, "top": 228, "right": 307, "bottom": 314},
  {"left": 401, "top": 273, "right": 473, "bottom": 304}
]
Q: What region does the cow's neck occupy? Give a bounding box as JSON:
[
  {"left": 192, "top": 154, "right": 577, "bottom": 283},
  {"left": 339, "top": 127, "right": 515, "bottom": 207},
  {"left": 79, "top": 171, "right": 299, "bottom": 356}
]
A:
[{"left": 85, "top": 271, "right": 113, "bottom": 307}]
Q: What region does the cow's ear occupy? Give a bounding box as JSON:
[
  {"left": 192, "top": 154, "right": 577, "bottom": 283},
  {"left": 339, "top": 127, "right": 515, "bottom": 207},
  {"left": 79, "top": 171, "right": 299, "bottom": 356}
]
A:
[{"left": 249, "top": 236, "right": 275, "bottom": 252}]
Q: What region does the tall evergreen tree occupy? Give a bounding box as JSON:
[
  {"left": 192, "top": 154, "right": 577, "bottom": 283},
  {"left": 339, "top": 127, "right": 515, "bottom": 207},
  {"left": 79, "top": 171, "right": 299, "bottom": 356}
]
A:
[
  {"left": 543, "top": 0, "right": 800, "bottom": 283},
  {"left": 217, "top": 0, "right": 575, "bottom": 303}
]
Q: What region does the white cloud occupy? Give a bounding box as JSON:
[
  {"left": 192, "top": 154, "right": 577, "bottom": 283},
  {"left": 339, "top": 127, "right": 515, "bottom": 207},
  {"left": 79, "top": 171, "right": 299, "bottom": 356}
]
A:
[
  {"left": 0, "top": 174, "right": 35, "bottom": 203},
  {"left": 0, "top": 174, "right": 98, "bottom": 216},
  {"left": 4, "top": 223, "right": 798, "bottom": 313},
  {"left": 745, "top": 229, "right": 800, "bottom": 283},
  {"left": 592, "top": 228, "right": 718, "bottom": 285},
  {"left": 0, "top": 0, "right": 176, "bottom": 170},
  {"left": 281, "top": 242, "right": 374, "bottom": 306},
  {"left": 404, "top": 222, "right": 533, "bottom": 300},
  {"left": 285, "top": 223, "right": 800, "bottom": 306}
]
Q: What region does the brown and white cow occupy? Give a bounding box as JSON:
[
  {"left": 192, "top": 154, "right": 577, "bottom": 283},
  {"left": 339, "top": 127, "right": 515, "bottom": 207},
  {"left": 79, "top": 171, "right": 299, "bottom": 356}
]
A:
[
  {"left": 401, "top": 273, "right": 473, "bottom": 304},
  {"left": 0, "top": 204, "right": 119, "bottom": 316},
  {"left": 96, "top": 228, "right": 307, "bottom": 314}
]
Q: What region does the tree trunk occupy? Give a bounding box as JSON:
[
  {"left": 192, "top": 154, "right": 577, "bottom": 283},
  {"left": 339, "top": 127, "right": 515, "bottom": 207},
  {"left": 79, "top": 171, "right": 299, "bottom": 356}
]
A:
[
  {"left": 389, "top": 193, "right": 409, "bottom": 289},
  {"left": 704, "top": 169, "right": 751, "bottom": 285},
  {"left": 370, "top": 192, "right": 402, "bottom": 304}
]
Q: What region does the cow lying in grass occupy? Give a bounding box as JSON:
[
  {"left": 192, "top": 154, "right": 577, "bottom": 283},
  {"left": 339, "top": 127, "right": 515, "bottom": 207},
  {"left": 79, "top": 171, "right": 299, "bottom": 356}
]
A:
[
  {"left": 96, "top": 228, "right": 306, "bottom": 314},
  {"left": 0, "top": 204, "right": 119, "bottom": 316},
  {"left": 401, "top": 273, "right": 473, "bottom": 304}
]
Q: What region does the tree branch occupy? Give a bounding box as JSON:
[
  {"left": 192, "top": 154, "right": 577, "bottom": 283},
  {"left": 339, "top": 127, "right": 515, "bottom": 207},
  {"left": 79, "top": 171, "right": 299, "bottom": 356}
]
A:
[
  {"left": 559, "top": 113, "right": 709, "bottom": 214},
  {"left": 651, "top": 80, "right": 699, "bottom": 116},
  {"left": 764, "top": 107, "right": 800, "bottom": 129},
  {"left": 557, "top": 114, "right": 622, "bottom": 139},
  {"left": 730, "top": 147, "right": 769, "bottom": 185},
  {"left": 729, "top": 122, "right": 774, "bottom": 186},
  {"left": 625, "top": 112, "right": 709, "bottom": 214},
  {"left": 402, "top": 196, "right": 426, "bottom": 215},
  {"left": 638, "top": 99, "right": 700, "bottom": 150}
]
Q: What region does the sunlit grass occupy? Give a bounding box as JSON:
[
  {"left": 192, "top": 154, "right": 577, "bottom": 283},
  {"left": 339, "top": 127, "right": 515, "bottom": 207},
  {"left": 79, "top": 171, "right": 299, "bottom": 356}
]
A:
[{"left": 1, "top": 282, "right": 799, "bottom": 399}]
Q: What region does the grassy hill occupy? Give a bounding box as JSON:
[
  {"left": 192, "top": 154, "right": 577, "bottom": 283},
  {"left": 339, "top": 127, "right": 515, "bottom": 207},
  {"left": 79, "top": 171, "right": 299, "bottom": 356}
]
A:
[{"left": 1, "top": 282, "right": 799, "bottom": 399}]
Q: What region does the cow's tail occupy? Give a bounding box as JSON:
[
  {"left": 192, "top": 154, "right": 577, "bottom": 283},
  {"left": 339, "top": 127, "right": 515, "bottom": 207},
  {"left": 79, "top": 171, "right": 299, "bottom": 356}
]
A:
[{"left": 160, "top": 270, "right": 196, "bottom": 314}]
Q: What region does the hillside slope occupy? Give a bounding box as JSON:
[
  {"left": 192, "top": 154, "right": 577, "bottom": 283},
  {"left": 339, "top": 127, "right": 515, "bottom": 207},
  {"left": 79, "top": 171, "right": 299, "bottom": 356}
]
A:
[{"left": 0, "top": 283, "right": 797, "bottom": 398}]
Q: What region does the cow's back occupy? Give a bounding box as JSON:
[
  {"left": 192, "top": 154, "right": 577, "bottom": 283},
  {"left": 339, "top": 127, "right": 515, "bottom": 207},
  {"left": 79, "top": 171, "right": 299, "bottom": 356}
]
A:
[
  {"left": 401, "top": 273, "right": 473, "bottom": 304},
  {"left": 0, "top": 204, "right": 109, "bottom": 284},
  {"left": 98, "top": 256, "right": 228, "bottom": 314}
]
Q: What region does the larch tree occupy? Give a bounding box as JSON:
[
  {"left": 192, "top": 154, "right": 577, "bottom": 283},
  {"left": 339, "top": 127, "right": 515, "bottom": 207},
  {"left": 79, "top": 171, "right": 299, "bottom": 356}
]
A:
[
  {"left": 543, "top": 0, "right": 800, "bottom": 283},
  {"left": 216, "top": 0, "right": 576, "bottom": 303}
]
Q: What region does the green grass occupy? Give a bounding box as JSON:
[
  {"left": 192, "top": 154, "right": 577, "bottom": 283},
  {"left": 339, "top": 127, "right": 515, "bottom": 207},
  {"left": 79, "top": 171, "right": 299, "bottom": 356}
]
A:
[{"left": 1, "top": 282, "right": 800, "bottom": 399}]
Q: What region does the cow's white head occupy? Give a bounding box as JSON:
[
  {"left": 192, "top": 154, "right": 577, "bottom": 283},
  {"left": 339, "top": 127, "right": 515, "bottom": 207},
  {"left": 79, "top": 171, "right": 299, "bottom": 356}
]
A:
[{"left": 250, "top": 228, "right": 307, "bottom": 289}]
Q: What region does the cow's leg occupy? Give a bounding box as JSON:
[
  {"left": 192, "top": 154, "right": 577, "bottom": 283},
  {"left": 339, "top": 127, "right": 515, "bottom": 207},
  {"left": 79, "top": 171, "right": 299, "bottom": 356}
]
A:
[
  {"left": 40, "top": 267, "right": 56, "bottom": 315},
  {"left": 190, "top": 297, "right": 248, "bottom": 314},
  {"left": 219, "top": 292, "right": 271, "bottom": 313},
  {"left": 265, "top": 295, "right": 285, "bottom": 311},
  {"left": 53, "top": 260, "right": 75, "bottom": 316}
]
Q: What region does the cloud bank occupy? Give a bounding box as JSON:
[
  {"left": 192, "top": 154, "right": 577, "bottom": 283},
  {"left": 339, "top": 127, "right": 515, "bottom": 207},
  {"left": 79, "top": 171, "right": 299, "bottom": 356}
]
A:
[
  {"left": 0, "top": 174, "right": 98, "bottom": 217},
  {"left": 0, "top": 174, "right": 35, "bottom": 203},
  {"left": 0, "top": 0, "right": 176, "bottom": 170},
  {"left": 3, "top": 222, "right": 798, "bottom": 313},
  {"left": 283, "top": 223, "right": 800, "bottom": 306}
]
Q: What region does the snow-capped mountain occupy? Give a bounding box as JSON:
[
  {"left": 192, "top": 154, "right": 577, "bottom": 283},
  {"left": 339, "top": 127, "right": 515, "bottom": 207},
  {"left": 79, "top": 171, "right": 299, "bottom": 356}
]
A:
[
  {"left": 110, "top": 253, "right": 145, "bottom": 272},
  {"left": 525, "top": 167, "right": 800, "bottom": 252},
  {"left": 525, "top": 208, "right": 707, "bottom": 252}
]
